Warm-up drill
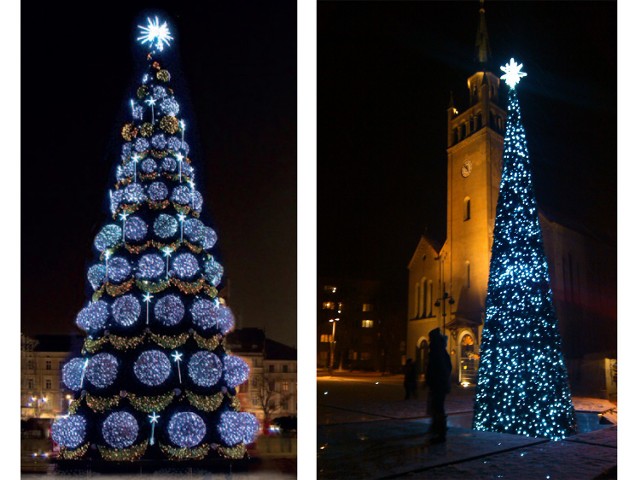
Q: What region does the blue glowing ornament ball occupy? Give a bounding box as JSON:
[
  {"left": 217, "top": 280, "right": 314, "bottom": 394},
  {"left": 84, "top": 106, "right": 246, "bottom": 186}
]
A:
[
  {"left": 124, "top": 215, "right": 148, "bottom": 242},
  {"left": 87, "top": 264, "right": 106, "bottom": 290},
  {"left": 154, "top": 294, "right": 185, "bottom": 326},
  {"left": 167, "top": 411, "right": 207, "bottom": 448},
  {"left": 112, "top": 294, "right": 141, "bottom": 327},
  {"left": 133, "top": 350, "right": 172, "bottom": 386},
  {"left": 94, "top": 224, "right": 122, "bottom": 252},
  {"left": 223, "top": 355, "right": 250, "bottom": 388},
  {"left": 63, "top": 358, "right": 88, "bottom": 391},
  {"left": 154, "top": 213, "right": 178, "bottom": 238},
  {"left": 76, "top": 300, "right": 110, "bottom": 332},
  {"left": 187, "top": 351, "right": 223, "bottom": 387},
  {"left": 137, "top": 253, "right": 165, "bottom": 279},
  {"left": 148, "top": 181, "right": 169, "bottom": 201},
  {"left": 102, "top": 411, "right": 139, "bottom": 448},
  {"left": 107, "top": 256, "right": 132, "bottom": 283},
  {"left": 172, "top": 252, "right": 200, "bottom": 279},
  {"left": 86, "top": 353, "right": 119, "bottom": 389},
  {"left": 218, "top": 411, "right": 260, "bottom": 446},
  {"left": 204, "top": 259, "right": 224, "bottom": 287},
  {"left": 52, "top": 415, "right": 87, "bottom": 449}
]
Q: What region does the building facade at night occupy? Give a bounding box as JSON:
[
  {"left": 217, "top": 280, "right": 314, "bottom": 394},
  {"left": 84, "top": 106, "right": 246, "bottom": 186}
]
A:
[
  {"left": 318, "top": 278, "right": 404, "bottom": 373},
  {"left": 407, "top": 5, "right": 616, "bottom": 394}
]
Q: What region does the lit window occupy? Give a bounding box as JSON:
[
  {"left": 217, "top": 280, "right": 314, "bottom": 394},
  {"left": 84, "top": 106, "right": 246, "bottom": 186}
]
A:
[
  {"left": 362, "top": 303, "right": 373, "bottom": 312},
  {"left": 324, "top": 285, "right": 337, "bottom": 293},
  {"left": 362, "top": 320, "right": 374, "bottom": 328},
  {"left": 282, "top": 381, "right": 289, "bottom": 392},
  {"left": 320, "top": 334, "right": 331, "bottom": 343},
  {"left": 322, "top": 301, "right": 335, "bottom": 310}
]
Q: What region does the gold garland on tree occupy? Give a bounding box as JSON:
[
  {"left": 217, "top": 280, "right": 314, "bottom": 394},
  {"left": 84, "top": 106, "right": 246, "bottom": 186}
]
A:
[
  {"left": 159, "top": 442, "right": 210, "bottom": 461},
  {"left": 136, "top": 278, "right": 171, "bottom": 293},
  {"left": 193, "top": 331, "right": 220, "bottom": 350},
  {"left": 216, "top": 444, "right": 247, "bottom": 460},
  {"left": 149, "top": 331, "right": 189, "bottom": 349},
  {"left": 98, "top": 441, "right": 148, "bottom": 461},
  {"left": 107, "top": 333, "right": 146, "bottom": 350},
  {"left": 128, "top": 391, "right": 175, "bottom": 412},
  {"left": 59, "top": 442, "right": 90, "bottom": 460},
  {"left": 85, "top": 392, "right": 121, "bottom": 412},
  {"left": 106, "top": 278, "right": 136, "bottom": 296},
  {"left": 185, "top": 390, "right": 224, "bottom": 412}
]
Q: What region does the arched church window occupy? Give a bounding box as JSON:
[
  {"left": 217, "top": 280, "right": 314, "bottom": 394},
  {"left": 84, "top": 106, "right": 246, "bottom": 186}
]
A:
[
  {"left": 415, "top": 283, "right": 420, "bottom": 318},
  {"left": 464, "top": 197, "right": 471, "bottom": 221}
]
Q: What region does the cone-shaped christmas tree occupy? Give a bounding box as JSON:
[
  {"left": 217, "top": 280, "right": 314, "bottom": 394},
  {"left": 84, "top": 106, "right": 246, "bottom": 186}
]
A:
[
  {"left": 51, "top": 16, "right": 259, "bottom": 462},
  {"left": 472, "top": 59, "right": 577, "bottom": 440}
]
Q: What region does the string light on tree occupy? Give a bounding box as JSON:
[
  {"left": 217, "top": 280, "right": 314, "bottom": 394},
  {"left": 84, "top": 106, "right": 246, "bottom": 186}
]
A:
[
  {"left": 178, "top": 213, "right": 186, "bottom": 242},
  {"left": 119, "top": 212, "right": 129, "bottom": 242},
  {"left": 162, "top": 246, "right": 173, "bottom": 277},
  {"left": 472, "top": 59, "right": 576, "bottom": 441},
  {"left": 180, "top": 120, "right": 186, "bottom": 149},
  {"left": 131, "top": 154, "right": 140, "bottom": 183}
]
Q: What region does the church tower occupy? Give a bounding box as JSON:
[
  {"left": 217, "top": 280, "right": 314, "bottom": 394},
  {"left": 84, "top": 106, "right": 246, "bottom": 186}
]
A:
[{"left": 407, "top": 1, "right": 506, "bottom": 382}]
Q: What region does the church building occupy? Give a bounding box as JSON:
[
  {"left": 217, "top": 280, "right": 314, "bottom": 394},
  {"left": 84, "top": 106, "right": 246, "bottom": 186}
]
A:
[{"left": 407, "top": 3, "right": 616, "bottom": 393}]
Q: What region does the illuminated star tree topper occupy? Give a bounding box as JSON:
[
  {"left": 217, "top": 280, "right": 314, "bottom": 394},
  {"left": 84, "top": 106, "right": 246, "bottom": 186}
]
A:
[
  {"left": 137, "top": 16, "right": 174, "bottom": 52},
  {"left": 500, "top": 58, "right": 527, "bottom": 89}
]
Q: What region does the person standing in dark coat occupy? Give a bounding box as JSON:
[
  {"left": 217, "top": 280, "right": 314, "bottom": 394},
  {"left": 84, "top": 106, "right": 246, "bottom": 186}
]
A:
[
  {"left": 403, "top": 358, "right": 418, "bottom": 399},
  {"left": 426, "top": 328, "right": 452, "bottom": 443}
]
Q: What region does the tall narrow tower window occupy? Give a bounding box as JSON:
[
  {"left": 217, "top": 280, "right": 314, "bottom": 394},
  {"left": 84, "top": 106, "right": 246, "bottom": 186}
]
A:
[
  {"left": 428, "top": 280, "right": 433, "bottom": 316},
  {"left": 466, "top": 261, "right": 471, "bottom": 288},
  {"left": 415, "top": 283, "right": 420, "bottom": 318},
  {"left": 420, "top": 277, "right": 427, "bottom": 317},
  {"left": 477, "top": 113, "right": 483, "bottom": 128},
  {"left": 464, "top": 197, "right": 471, "bottom": 221}
]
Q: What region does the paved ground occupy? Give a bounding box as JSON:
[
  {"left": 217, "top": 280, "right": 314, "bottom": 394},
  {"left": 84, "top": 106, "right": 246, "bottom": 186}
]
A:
[{"left": 318, "top": 371, "right": 617, "bottom": 480}]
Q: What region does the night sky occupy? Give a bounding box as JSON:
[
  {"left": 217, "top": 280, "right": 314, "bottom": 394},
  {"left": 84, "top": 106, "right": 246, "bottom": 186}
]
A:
[
  {"left": 318, "top": 1, "right": 616, "bottom": 315},
  {"left": 21, "top": 2, "right": 297, "bottom": 347}
]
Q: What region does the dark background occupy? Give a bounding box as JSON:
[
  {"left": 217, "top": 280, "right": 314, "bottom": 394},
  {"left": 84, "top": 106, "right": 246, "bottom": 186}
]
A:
[
  {"left": 318, "top": 0, "right": 616, "bottom": 317},
  {"left": 21, "top": 1, "right": 297, "bottom": 347}
]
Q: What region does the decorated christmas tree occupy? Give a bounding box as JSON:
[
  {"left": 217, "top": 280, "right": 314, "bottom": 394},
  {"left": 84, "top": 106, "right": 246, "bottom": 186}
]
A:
[
  {"left": 51, "top": 16, "right": 259, "bottom": 462},
  {"left": 472, "top": 59, "right": 577, "bottom": 440}
]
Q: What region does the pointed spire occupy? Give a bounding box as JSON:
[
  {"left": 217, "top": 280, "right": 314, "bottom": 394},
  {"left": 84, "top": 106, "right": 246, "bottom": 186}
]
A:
[
  {"left": 448, "top": 90, "right": 455, "bottom": 109},
  {"left": 475, "top": 0, "right": 491, "bottom": 66}
]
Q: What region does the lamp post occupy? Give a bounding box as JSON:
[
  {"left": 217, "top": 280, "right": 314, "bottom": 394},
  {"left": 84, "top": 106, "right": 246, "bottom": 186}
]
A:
[
  {"left": 434, "top": 292, "right": 455, "bottom": 334},
  {"left": 329, "top": 318, "right": 339, "bottom": 373}
]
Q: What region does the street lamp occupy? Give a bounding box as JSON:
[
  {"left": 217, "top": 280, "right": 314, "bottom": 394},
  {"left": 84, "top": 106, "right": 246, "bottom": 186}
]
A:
[
  {"left": 434, "top": 292, "right": 455, "bottom": 333},
  {"left": 329, "top": 318, "right": 339, "bottom": 373}
]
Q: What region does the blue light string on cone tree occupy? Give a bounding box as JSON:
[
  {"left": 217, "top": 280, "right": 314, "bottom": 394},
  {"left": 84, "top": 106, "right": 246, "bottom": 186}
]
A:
[
  {"left": 472, "top": 59, "right": 577, "bottom": 441},
  {"left": 51, "top": 15, "right": 259, "bottom": 461}
]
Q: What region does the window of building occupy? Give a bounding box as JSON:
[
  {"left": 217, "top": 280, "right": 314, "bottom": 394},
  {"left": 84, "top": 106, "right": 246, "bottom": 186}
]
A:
[
  {"left": 27, "top": 360, "right": 34, "bottom": 370},
  {"left": 464, "top": 197, "right": 471, "bottom": 221},
  {"left": 45, "top": 379, "right": 52, "bottom": 390},
  {"left": 350, "top": 351, "right": 358, "bottom": 360},
  {"left": 428, "top": 280, "right": 433, "bottom": 316},
  {"left": 362, "top": 303, "right": 373, "bottom": 312},
  {"left": 323, "top": 285, "right": 337, "bottom": 293},
  {"left": 415, "top": 283, "right": 420, "bottom": 317},
  {"left": 362, "top": 320, "right": 374, "bottom": 328},
  {"left": 421, "top": 278, "right": 427, "bottom": 317},
  {"left": 361, "top": 352, "right": 372, "bottom": 360},
  {"left": 322, "top": 301, "right": 335, "bottom": 310},
  {"left": 28, "top": 378, "right": 34, "bottom": 390},
  {"left": 466, "top": 262, "right": 471, "bottom": 288},
  {"left": 280, "top": 397, "right": 289, "bottom": 410},
  {"left": 282, "top": 365, "right": 288, "bottom": 373},
  {"left": 45, "top": 360, "right": 52, "bottom": 371},
  {"left": 282, "top": 381, "right": 289, "bottom": 392},
  {"left": 320, "top": 334, "right": 331, "bottom": 343},
  {"left": 268, "top": 365, "right": 275, "bottom": 373},
  {"left": 252, "top": 396, "right": 259, "bottom": 407}
]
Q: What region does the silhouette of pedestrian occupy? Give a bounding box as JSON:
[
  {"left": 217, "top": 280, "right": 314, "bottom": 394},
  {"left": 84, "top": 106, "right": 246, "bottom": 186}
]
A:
[
  {"left": 425, "top": 328, "right": 452, "bottom": 443},
  {"left": 403, "top": 358, "right": 418, "bottom": 399}
]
